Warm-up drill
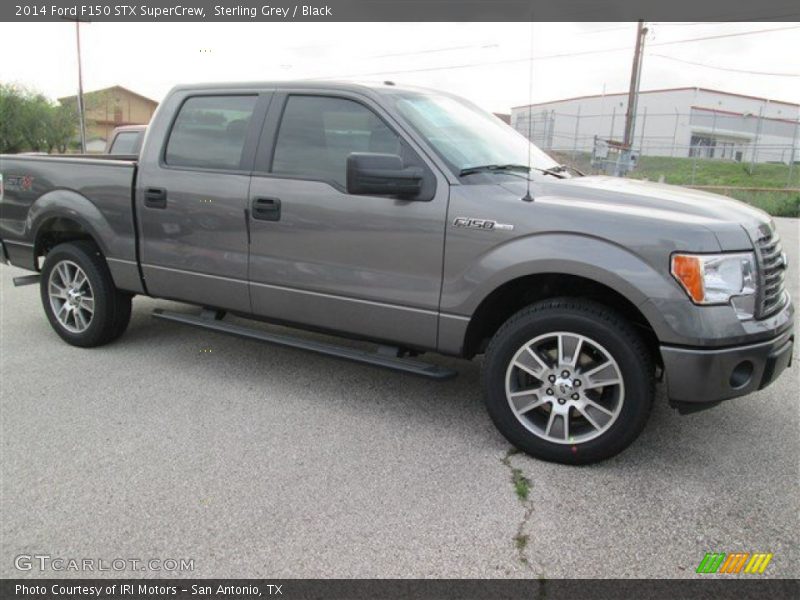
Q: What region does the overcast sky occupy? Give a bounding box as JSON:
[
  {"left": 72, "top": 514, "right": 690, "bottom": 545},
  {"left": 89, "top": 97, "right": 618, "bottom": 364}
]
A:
[{"left": 0, "top": 22, "right": 797, "bottom": 113}]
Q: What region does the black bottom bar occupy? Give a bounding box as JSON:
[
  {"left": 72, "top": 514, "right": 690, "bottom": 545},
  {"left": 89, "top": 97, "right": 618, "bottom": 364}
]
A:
[{"left": 2, "top": 579, "right": 798, "bottom": 600}]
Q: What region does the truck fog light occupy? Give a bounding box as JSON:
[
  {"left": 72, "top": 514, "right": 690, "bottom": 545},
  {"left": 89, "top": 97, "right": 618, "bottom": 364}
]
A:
[{"left": 730, "top": 361, "right": 754, "bottom": 389}]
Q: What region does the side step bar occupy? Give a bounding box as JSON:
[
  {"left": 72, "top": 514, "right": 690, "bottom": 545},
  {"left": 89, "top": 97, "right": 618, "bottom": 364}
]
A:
[
  {"left": 152, "top": 309, "right": 458, "bottom": 381},
  {"left": 13, "top": 274, "right": 40, "bottom": 287}
]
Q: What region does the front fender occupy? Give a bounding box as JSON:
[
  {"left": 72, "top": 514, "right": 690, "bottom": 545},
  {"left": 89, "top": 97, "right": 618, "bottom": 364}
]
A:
[
  {"left": 443, "top": 232, "right": 681, "bottom": 313},
  {"left": 438, "top": 232, "right": 693, "bottom": 350}
]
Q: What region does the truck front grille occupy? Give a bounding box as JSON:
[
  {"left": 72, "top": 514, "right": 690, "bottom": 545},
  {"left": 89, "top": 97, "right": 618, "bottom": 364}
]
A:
[{"left": 755, "top": 229, "right": 788, "bottom": 319}]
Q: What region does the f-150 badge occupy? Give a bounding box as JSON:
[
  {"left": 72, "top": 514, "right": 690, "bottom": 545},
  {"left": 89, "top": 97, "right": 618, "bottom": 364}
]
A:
[{"left": 452, "top": 217, "right": 514, "bottom": 231}]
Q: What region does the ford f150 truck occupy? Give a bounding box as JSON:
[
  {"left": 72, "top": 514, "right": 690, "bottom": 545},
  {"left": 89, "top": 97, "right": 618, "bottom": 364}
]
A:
[{"left": 0, "top": 81, "right": 793, "bottom": 463}]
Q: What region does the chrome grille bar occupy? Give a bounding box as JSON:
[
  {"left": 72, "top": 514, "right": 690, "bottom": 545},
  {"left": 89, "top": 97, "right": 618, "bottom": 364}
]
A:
[{"left": 755, "top": 229, "right": 788, "bottom": 319}]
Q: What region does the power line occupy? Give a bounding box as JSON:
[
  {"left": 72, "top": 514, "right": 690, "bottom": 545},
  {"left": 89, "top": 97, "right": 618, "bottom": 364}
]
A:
[
  {"left": 649, "top": 24, "right": 800, "bottom": 47},
  {"left": 368, "top": 43, "right": 499, "bottom": 59},
  {"left": 651, "top": 19, "right": 798, "bottom": 26},
  {"left": 313, "top": 25, "right": 800, "bottom": 80},
  {"left": 311, "top": 46, "right": 630, "bottom": 79},
  {"left": 576, "top": 24, "right": 636, "bottom": 34},
  {"left": 651, "top": 22, "right": 727, "bottom": 26},
  {"left": 650, "top": 53, "right": 800, "bottom": 77},
  {"left": 654, "top": 9, "right": 800, "bottom": 22}
]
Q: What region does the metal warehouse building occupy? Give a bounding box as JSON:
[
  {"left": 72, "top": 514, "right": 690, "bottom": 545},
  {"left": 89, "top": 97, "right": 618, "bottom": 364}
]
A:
[{"left": 511, "top": 87, "right": 799, "bottom": 165}]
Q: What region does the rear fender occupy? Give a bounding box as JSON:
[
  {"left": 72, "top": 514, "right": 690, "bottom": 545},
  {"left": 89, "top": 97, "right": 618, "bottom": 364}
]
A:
[
  {"left": 26, "top": 189, "right": 142, "bottom": 293},
  {"left": 29, "top": 189, "right": 113, "bottom": 258}
]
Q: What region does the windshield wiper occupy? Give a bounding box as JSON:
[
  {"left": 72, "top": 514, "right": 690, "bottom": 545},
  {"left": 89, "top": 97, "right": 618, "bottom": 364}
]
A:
[
  {"left": 459, "top": 163, "right": 572, "bottom": 179},
  {"left": 459, "top": 164, "right": 531, "bottom": 177},
  {"left": 540, "top": 164, "right": 584, "bottom": 177}
]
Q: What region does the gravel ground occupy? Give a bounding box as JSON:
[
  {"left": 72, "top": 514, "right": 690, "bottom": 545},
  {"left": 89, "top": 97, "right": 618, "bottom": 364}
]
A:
[{"left": 1, "top": 218, "right": 797, "bottom": 579}]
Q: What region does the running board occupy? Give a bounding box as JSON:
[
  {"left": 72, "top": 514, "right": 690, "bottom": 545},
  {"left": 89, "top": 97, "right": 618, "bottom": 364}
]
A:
[
  {"left": 13, "top": 274, "right": 40, "bottom": 287},
  {"left": 152, "top": 309, "right": 458, "bottom": 381}
]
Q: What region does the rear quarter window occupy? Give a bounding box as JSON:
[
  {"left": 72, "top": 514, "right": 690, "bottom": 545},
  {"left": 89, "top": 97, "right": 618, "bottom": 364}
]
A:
[
  {"left": 165, "top": 95, "right": 257, "bottom": 170},
  {"left": 109, "top": 131, "right": 142, "bottom": 155}
]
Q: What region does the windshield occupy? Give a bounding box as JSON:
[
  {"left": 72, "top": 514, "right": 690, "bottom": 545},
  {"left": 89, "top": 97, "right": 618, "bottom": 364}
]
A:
[{"left": 388, "top": 91, "right": 560, "bottom": 176}]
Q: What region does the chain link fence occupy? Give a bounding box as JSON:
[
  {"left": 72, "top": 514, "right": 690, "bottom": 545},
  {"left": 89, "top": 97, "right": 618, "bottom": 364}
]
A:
[{"left": 513, "top": 108, "right": 800, "bottom": 187}]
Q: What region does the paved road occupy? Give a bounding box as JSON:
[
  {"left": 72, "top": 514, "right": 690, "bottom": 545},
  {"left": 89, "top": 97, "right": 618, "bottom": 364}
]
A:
[{"left": 1, "top": 218, "right": 797, "bottom": 579}]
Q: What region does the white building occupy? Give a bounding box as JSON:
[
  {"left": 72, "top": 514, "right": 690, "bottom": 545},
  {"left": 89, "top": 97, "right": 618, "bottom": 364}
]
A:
[{"left": 511, "top": 87, "right": 799, "bottom": 164}]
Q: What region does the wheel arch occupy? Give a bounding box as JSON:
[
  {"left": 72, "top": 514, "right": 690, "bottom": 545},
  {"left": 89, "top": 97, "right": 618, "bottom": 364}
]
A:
[
  {"left": 29, "top": 190, "right": 112, "bottom": 268},
  {"left": 461, "top": 272, "right": 662, "bottom": 368}
]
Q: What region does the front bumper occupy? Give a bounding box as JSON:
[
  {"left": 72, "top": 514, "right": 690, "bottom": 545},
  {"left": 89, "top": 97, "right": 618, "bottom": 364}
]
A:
[{"left": 661, "top": 327, "right": 794, "bottom": 412}]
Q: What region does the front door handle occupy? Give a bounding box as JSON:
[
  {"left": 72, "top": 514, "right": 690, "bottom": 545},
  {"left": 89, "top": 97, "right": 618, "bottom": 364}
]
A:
[
  {"left": 252, "top": 197, "right": 281, "bottom": 221},
  {"left": 144, "top": 187, "right": 167, "bottom": 209}
]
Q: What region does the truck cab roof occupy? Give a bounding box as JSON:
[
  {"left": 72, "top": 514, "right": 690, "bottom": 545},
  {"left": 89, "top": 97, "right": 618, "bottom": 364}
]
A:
[{"left": 167, "top": 80, "right": 436, "bottom": 98}]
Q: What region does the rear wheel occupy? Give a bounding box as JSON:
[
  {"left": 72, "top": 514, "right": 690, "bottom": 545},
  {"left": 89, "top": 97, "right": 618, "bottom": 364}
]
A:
[
  {"left": 40, "top": 241, "right": 132, "bottom": 347},
  {"left": 482, "top": 298, "right": 654, "bottom": 464}
]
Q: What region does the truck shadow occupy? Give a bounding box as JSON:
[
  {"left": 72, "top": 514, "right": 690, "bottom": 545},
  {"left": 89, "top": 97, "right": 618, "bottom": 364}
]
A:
[
  {"left": 120, "top": 298, "right": 499, "bottom": 446},
  {"left": 118, "top": 297, "right": 798, "bottom": 475}
]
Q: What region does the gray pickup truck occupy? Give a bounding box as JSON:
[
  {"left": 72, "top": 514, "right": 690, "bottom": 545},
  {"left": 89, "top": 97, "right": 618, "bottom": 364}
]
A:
[
  {"left": 0, "top": 81, "right": 793, "bottom": 463},
  {"left": 104, "top": 124, "right": 147, "bottom": 155}
]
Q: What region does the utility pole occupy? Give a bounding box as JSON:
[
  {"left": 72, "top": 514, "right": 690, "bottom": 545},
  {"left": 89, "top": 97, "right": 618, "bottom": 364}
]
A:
[
  {"left": 75, "top": 20, "right": 87, "bottom": 154},
  {"left": 62, "top": 16, "right": 89, "bottom": 154},
  {"left": 788, "top": 117, "right": 798, "bottom": 186},
  {"left": 618, "top": 20, "right": 647, "bottom": 176},
  {"left": 671, "top": 108, "right": 679, "bottom": 157},
  {"left": 572, "top": 105, "right": 581, "bottom": 160},
  {"left": 748, "top": 106, "right": 764, "bottom": 175}
]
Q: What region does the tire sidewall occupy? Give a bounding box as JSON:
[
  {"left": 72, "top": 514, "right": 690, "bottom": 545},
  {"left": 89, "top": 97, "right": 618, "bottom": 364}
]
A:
[
  {"left": 40, "top": 243, "right": 115, "bottom": 347},
  {"left": 484, "top": 303, "right": 652, "bottom": 464}
]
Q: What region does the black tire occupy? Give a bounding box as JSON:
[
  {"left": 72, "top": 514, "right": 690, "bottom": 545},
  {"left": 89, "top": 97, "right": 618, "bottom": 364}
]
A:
[
  {"left": 40, "top": 240, "right": 132, "bottom": 348},
  {"left": 482, "top": 298, "right": 654, "bottom": 465}
]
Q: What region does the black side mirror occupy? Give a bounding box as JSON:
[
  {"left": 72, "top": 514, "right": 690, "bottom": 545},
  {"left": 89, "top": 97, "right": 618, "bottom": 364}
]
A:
[{"left": 346, "top": 153, "right": 424, "bottom": 198}]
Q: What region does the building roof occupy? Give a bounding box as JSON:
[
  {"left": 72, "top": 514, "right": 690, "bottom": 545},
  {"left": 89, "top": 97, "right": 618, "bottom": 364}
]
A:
[
  {"left": 512, "top": 87, "right": 799, "bottom": 110},
  {"left": 58, "top": 85, "right": 159, "bottom": 106},
  {"left": 690, "top": 105, "right": 798, "bottom": 125}
]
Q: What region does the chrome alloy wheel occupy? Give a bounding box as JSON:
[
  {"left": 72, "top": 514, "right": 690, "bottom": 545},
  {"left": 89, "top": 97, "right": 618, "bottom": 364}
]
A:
[
  {"left": 505, "top": 332, "right": 625, "bottom": 444},
  {"left": 48, "top": 260, "right": 95, "bottom": 333}
]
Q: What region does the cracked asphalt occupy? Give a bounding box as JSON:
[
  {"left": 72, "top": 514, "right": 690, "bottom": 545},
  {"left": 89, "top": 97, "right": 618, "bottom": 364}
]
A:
[{"left": 1, "top": 217, "right": 797, "bottom": 579}]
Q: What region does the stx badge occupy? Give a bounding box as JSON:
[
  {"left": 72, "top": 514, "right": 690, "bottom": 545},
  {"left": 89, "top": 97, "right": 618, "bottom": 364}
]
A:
[
  {"left": 452, "top": 217, "right": 514, "bottom": 231},
  {"left": 4, "top": 175, "right": 34, "bottom": 192}
]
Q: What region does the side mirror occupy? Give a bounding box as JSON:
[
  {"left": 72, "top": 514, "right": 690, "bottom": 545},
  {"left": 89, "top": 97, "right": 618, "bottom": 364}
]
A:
[{"left": 346, "top": 153, "right": 424, "bottom": 198}]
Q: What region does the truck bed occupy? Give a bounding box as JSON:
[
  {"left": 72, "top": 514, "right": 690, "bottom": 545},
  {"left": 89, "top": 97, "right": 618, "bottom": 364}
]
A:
[{"left": 0, "top": 153, "right": 140, "bottom": 290}]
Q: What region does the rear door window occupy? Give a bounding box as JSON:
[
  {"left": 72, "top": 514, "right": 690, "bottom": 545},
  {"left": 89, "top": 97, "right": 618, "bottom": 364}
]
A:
[{"left": 165, "top": 95, "right": 257, "bottom": 170}]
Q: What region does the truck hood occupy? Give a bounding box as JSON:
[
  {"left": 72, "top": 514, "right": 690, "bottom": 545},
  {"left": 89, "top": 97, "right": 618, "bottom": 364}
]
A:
[{"left": 498, "top": 175, "right": 772, "bottom": 249}]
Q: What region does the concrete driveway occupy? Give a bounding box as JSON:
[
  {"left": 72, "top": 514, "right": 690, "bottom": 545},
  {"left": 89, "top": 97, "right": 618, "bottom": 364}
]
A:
[{"left": 1, "top": 218, "right": 797, "bottom": 579}]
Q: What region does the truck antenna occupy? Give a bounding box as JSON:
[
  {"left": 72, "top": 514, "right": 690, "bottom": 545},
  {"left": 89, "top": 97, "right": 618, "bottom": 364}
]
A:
[{"left": 522, "top": 19, "right": 535, "bottom": 202}]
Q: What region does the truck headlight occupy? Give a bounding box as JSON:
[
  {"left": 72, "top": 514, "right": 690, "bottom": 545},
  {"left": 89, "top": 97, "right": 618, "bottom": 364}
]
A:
[{"left": 671, "top": 252, "right": 757, "bottom": 319}]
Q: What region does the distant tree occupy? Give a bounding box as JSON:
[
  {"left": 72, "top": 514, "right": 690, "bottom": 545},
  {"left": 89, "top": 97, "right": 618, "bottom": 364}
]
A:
[
  {"left": 0, "top": 83, "right": 77, "bottom": 154},
  {"left": 46, "top": 104, "right": 77, "bottom": 153},
  {"left": 0, "top": 84, "right": 27, "bottom": 153},
  {"left": 19, "top": 92, "right": 51, "bottom": 151}
]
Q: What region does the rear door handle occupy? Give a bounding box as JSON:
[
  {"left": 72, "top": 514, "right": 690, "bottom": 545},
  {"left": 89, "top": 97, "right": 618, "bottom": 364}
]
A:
[
  {"left": 144, "top": 187, "right": 167, "bottom": 209},
  {"left": 252, "top": 197, "right": 281, "bottom": 221}
]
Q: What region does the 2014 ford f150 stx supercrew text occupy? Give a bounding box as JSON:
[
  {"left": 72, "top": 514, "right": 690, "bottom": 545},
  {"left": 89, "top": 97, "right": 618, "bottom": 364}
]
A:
[{"left": 0, "top": 81, "right": 794, "bottom": 463}]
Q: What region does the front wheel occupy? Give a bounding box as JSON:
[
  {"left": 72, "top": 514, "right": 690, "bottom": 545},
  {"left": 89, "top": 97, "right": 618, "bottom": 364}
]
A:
[
  {"left": 40, "top": 241, "right": 132, "bottom": 347},
  {"left": 482, "top": 298, "right": 654, "bottom": 464}
]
